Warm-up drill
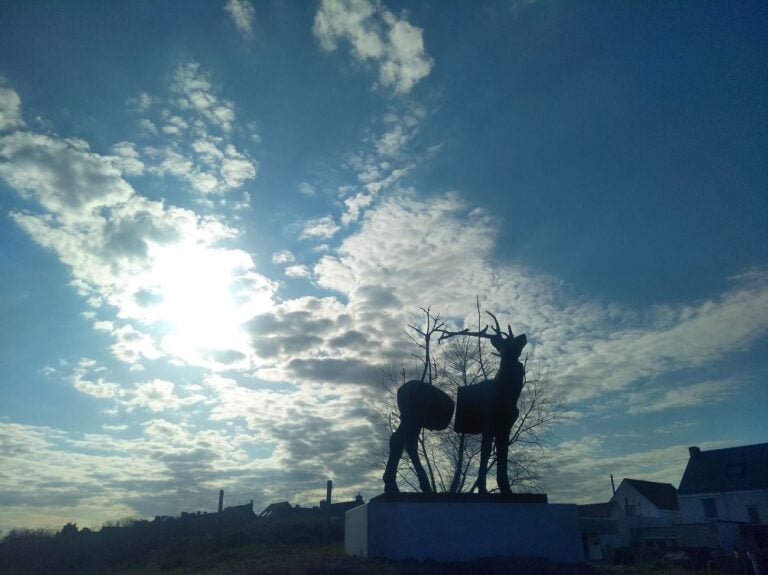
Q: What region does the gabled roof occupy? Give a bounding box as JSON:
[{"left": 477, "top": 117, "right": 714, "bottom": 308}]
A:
[
  {"left": 622, "top": 478, "right": 679, "bottom": 511},
  {"left": 678, "top": 443, "right": 768, "bottom": 495}
]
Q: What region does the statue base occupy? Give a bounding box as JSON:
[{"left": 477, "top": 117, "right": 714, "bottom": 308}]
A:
[{"left": 345, "top": 494, "right": 584, "bottom": 564}]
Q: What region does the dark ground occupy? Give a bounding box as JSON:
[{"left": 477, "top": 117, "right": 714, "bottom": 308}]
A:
[{"left": 0, "top": 519, "right": 715, "bottom": 575}]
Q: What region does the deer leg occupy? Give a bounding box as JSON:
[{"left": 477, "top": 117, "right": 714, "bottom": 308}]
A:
[
  {"left": 405, "top": 428, "right": 432, "bottom": 493},
  {"left": 477, "top": 431, "right": 493, "bottom": 495},
  {"left": 383, "top": 423, "right": 406, "bottom": 495},
  {"left": 495, "top": 425, "right": 512, "bottom": 495}
]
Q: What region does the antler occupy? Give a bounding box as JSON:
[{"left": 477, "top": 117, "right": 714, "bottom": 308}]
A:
[
  {"left": 438, "top": 325, "right": 490, "bottom": 342},
  {"left": 439, "top": 312, "right": 511, "bottom": 342}
]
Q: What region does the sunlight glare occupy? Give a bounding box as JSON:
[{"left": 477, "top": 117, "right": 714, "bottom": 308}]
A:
[{"left": 145, "top": 242, "right": 266, "bottom": 364}]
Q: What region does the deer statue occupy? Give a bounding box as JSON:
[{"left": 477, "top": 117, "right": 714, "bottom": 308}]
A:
[{"left": 382, "top": 311, "right": 526, "bottom": 496}]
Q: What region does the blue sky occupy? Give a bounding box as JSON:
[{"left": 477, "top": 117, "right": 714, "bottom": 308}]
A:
[{"left": 1, "top": 0, "right": 766, "bottom": 530}]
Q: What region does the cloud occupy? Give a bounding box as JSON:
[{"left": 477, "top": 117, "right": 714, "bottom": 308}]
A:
[
  {"left": 173, "top": 63, "right": 236, "bottom": 133},
  {"left": 285, "top": 264, "right": 311, "bottom": 278},
  {"left": 287, "top": 357, "right": 381, "bottom": 385},
  {"left": 131, "top": 63, "right": 258, "bottom": 196},
  {"left": 126, "top": 379, "right": 205, "bottom": 412},
  {"left": 0, "top": 132, "right": 134, "bottom": 222},
  {"left": 546, "top": 437, "right": 736, "bottom": 504},
  {"left": 225, "top": 0, "right": 256, "bottom": 40},
  {"left": 560, "top": 272, "right": 768, "bottom": 401},
  {"left": 341, "top": 191, "right": 375, "bottom": 225},
  {"left": 0, "top": 418, "right": 272, "bottom": 530},
  {"left": 110, "top": 141, "right": 145, "bottom": 176},
  {"left": 70, "top": 358, "right": 122, "bottom": 399},
  {"left": 313, "top": 193, "right": 768, "bottom": 406},
  {"left": 298, "top": 181, "right": 316, "bottom": 196},
  {"left": 300, "top": 215, "right": 341, "bottom": 240},
  {"left": 626, "top": 378, "right": 743, "bottom": 414},
  {"left": 0, "top": 85, "right": 24, "bottom": 131},
  {"left": 314, "top": 0, "right": 434, "bottom": 94},
  {"left": 108, "top": 324, "right": 164, "bottom": 365},
  {"left": 271, "top": 249, "right": 295, "bottom": 264},
  {"left": 3, "top": 88, "right": 275, "bottom": 371}
]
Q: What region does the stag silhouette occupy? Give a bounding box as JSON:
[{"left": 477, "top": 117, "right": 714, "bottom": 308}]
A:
[{"left": 382, "top": 312, "right": 526, "bottom": 496}]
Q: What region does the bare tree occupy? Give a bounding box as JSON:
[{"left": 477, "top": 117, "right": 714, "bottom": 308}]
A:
[{"left": 374, "top": 307, "right": 565, "bottom": 494}]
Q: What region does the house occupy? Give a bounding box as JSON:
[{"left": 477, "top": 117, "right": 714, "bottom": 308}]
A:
[
  {"left": 259, "top": 494, "right": 365, "bottom": 520},
  {"left": 610, "top": 478, "right": 680, "bottom": 524},
  {"left": 678, "top": 443, "right": 768, "bottom": 525},
  {"left": 577, "top": 501, "right": 622, "bottom": 561},
  {"left": 576, "top": 479, "right": 680, "bottom": 562},
  {"left": 320, "top": 493, "right": 365, "bottom": 519}
]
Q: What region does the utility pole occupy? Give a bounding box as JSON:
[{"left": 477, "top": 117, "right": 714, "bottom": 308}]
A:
[
  {"left": 323, "top": 480, "right": 332, "bottom": 540},
  {"left": 217, "top": 489, "right": 224, "bottom": 546}
]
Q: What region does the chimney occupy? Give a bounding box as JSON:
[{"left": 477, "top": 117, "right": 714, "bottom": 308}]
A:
[
  {"left": 218, "top": 489, "right": 224, "bottom": 514},
  {"left": 326, "top": 480, "right": 333, "bottom": 506},
  {"left": 610, "top": 474, "right": 616, "bottom": 496},
  {"left": 689, "top": 446, "right": 701, "bottom": 458}
]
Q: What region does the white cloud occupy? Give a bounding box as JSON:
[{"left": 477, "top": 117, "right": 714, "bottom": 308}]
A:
[
  {"left": 70, "top": 359, "right": 122, "bottom": 399},
  {"left": 109, "top": 324, "right": 164, "bottom": 364},
  {"left": 298, "top": 181, "right": 316, "bottom": 196},
  {"left": 137, "top": 64, "right": 258, "bottom": 196},
  {"left": 138, "top": 118, "right": 158, "bottom": 134},
  {"left": 547, "top": 438, "right": 735, "bottom": 504},
  {"left": 300, "top": 215, "right": 341, "bottom": 240},
  {"left": 0, "top": 85, "right": 24, "bottom": 131},
  {"left": 126, "top": 379, "right": 205, "bottom": 412},
  {"left": 220, "top": 144, "right": 257, "bottom": 188},
  {"left": 626, "top": 378, "right": 743, "bottom": 414},
  {"left": 285, "top": 264, "right": 311, "bottom": 278},
  {"left": 341, "top": 191, "right": 374, "bottom": 225},
  {"left": 271, "top": 249, "right": 295, "bottom": 264},
  {"left": 2, "top": 90, "right": 274, "bottom": 371},
  {"left": 225, "top": 0, "right": 256, "bottom": 40},
  {"left": 130, "top": 92, "right": 155, "bottom": 113},
  {"left": 314, "top": 0, "right": 434, "bottom": 94},
  {"left": 172, "top": 62, "right": 236, "bottom": 133},
  {"left": 110, "top": 141, "right": 145, "bottom": 176},
  {"left": 313, "top": 193, "right": 768, "bottom": 406},
  {"left": 560, "top": 273, "right": 768, "bottom": 401},
  {"left": 0, "top": 132, "right": 134, "bottom": 222},
  {"left": 0, "top": 418, "right": 270, "bottom": 530}
]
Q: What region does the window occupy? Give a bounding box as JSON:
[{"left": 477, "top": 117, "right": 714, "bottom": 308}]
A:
[
  {"left": 746, "top": 505, "right": 760, "bottom": 524},
  {"left": 727, "top": 463, "right": 745, "bottom": 476},
  {"left": 702, "top": 498, "right": 719, "bottom": 519}
]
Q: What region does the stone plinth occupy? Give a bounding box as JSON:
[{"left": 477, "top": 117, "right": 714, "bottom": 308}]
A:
[{"left": 345, "top": 494, "right": 584, "bottom": 564}]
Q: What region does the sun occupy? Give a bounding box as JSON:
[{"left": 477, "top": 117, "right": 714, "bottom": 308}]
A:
[{"left": 136, "top": 241, "right": 272, "bottom": 366}]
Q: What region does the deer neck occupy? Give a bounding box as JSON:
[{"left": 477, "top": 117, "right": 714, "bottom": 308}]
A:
[{"left": 494, "top": 357, "right": 521, "bottom": 387}]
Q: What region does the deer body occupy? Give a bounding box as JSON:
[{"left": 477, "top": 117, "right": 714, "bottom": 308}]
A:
[
  {"left": 382, "top": 312, "right": 526, "bottom": 496},
  {"left": 383, "top": 380, "right": 454, "bottom": 494}
]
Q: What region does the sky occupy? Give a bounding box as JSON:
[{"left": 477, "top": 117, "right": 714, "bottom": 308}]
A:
[{"left": 0, "top": 0, "right": 766, "bottom": 531}]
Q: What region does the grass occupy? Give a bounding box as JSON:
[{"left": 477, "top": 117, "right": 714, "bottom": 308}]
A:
[{"left": 0, "top": 519, "right": 719, "bottom": 575}]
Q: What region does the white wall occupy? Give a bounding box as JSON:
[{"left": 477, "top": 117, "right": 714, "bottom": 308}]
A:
[
  {"left": 611, "top": 482, "right": 663, "bottom": 519},
  {"left": 678, "top": 490, "right": 768, "bottom": 524}
]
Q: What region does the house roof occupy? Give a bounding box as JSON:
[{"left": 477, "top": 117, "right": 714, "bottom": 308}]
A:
[
  {"left": 577, "top": 502, "right": 617, "bottom": 519},
  {"left": 622, "top": 478, "right": 679, "bottom": 510},
  {"left": 678, "top": 442, "right": 768, "bottom": 495}
]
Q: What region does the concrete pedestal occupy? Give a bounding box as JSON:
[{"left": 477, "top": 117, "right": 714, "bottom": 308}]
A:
[{"left": 345, "top": 496, "right": 584, "bottom": 564}]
